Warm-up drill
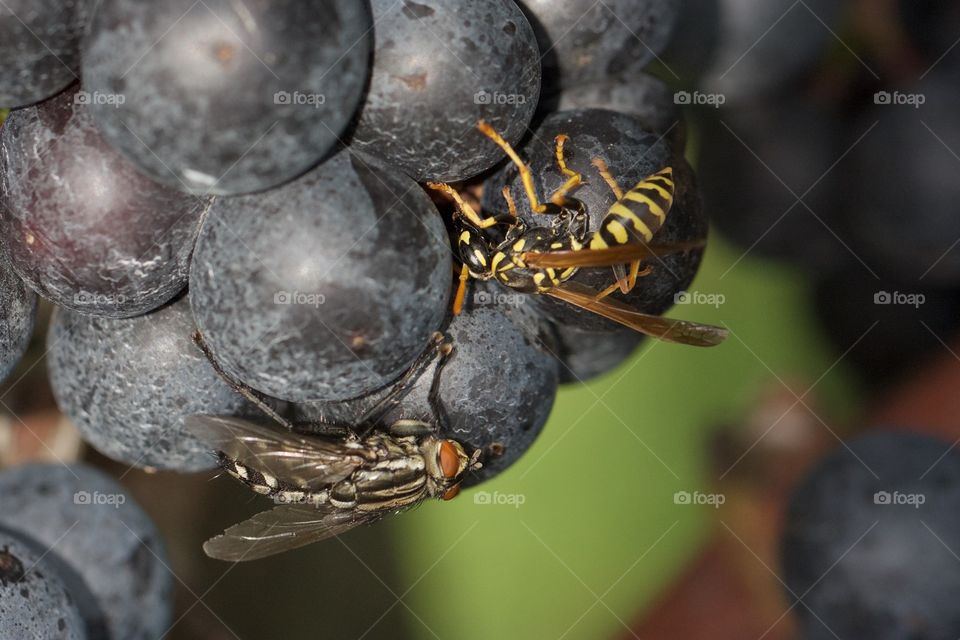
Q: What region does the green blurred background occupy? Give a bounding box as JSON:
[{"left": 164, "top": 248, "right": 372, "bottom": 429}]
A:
[{"left": 386, "top": 234, "right": 855, "bottom": 640}]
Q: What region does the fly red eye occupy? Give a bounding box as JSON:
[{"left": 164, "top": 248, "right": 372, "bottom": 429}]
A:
[
  {"left": 442, "top": 484, "right": 461, "bottom": 501},
  {"left": 439, "top": 440, "right": 460, "bottom": 479}
]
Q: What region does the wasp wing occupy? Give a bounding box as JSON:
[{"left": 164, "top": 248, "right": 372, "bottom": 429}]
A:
[
  {"left": 523, "top": 240, "right": 705, "bottom": 269},
  {"left": 546, "top": 283, "right": 728, "bottom": 347},
  {"left": 185, "top": 415, "right": 366, "bottom": 490},
  {"left": 202, "top": 504, "right": 388, "bottom": 562}
]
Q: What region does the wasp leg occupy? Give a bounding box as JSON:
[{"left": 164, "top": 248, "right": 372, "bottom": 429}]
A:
[
  {"left": 426, "top": 182, "right": 512, "bottom": 229},
  {"left": 192, "top": 330, "right": 295, "bottom": 430},
  {"left": 502, "top": 186, "right": 518, "bottom": 218},
  {"left": 591, "top": 158, "right": 624, "bottom": 200},
  {"left": 591, "top": 157, "right": 635, "bottom": 292},
  {"left": 453, "top": 263, "right": 471, "bottom": 315},
  {"left": 477, "top": 120, "right": 552, "bottom": 214},
  {"left": 621, "top": 259, "right": 650, "bottom": 294},
  {"left": 549, "top": 134, "right": 583, "bottom": 206},
  {"left": 354, "top": 333, "right": 452, "bottom": 436},
  {"left": 592, "top": 262, "right": 654, "bottom": 301}
]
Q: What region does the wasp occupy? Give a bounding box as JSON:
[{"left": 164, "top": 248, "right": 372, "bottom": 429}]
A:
[
  {"left": 427, "top": 121, "right": 727, "bottom": 348},
  {"left": 187, "top": 332, "right": 482, "bottom": 562}
]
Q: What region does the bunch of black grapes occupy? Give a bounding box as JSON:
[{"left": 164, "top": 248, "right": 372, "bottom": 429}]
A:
[
  {"left": 692, "top": 0, "right": 960, "bottom": 391},
  {"left": 783, "top": 431, "right": 960, "bottom": 640},
  {"left": 0, "top": 0, "right": 704, "bottom": 630},
  {"left": 668, "top": 3, "right": 960, "bottom": 638}
]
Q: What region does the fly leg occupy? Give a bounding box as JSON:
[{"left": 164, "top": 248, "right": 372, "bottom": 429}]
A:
[
  {"left": 355, "top": 332, "right": 453, "bottom": 437},
  {"left": 193, "top": 330, "right": 295, "bottom": 430},
  {"left": 195, "top": 331, "right": 368, "bottom": 438},
  {"left": 426, "top": 336, "right": 455, "bottom": 433}
]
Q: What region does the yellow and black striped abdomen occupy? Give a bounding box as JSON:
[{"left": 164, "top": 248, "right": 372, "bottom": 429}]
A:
[{"left": 591, "top": 167, "right": 675, "bottom": 249}]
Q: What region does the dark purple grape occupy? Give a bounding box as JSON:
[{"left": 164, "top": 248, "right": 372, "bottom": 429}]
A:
[
  {"left": 349, "top": 0, "right": 540, "bottom": 182},
  {"left": 0, "top": 463, "right": 172, "bottom": 640},
  {"left": 813, "top": 270, "right": 960, "bottom": 391},
  {"left": 783, "top": 431, "right": 960, "bottom": 639},
  {"left": 0, "top": 88, "right": 208, "bottom": 318},
  {"left": 190, "top": 151, "right": 452, "bottom": 402},
  {"left": 0, "top": 531, "right": 86, "bottom": 640},
  {"left": 82, "top": 0, "right": 371, "bottom": 195},
  {"left": 698, "top": 0, "right": 842, "bottom": 103},
  {"left": 550, "top": 73, "right": 683, "bottom": 148},
  {"left": 295, "top": 282, "right": 560, "bottom": 485},
  {"left": 518, "top": 0, "right": 679, "bottom": 94},
  {"left": 47, "top": 296, "right": 276, "bottom": 472},
  {"left": 483, "top": 108, "right": 706, "bottom": 332},
  {"left": 846, "top": 71, "right": 960, "bottom": 283},
  {"left": 555, "top": 324, "right": 644, "bottom": 384},
  {"left": 657, "top": 0, "right": 722, "bottom": 87},
  {"left": 698, "top": 97, "right": 848, "bottom": 272},
  {"left": 0, "top": 253, "right": 36, "bottom": 383},
  {"left": 899, "top": 0, "right": 960, "bottom": 73},
  {"left": 0, "top": 0, "right": 87, "bottom": 108}
]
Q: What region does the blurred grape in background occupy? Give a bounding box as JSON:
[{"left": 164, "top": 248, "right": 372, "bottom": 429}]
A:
[{"left": 1, "top": 0, "right": 960, "bottom": 638}]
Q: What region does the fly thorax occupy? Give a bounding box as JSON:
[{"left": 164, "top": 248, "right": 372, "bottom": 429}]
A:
[{"left": 330, "top": 437, "right": 430, "bottom": 510}]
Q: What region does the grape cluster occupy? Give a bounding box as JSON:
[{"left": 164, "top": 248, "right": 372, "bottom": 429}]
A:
[
  {"left": 668, "top": 4, "right": 960, "bottom": 638},
  {"left": 0, "top": 464, "right": 172, "bottom": 639},
  {"left": 692, "top": 0, "right": 960, "bottom": 390},
  {"left": 1, "top": 0, "right": 698, "bottom": 592},
  {"left": 0, "top": 0, "right": 694, "bottom": 477},
  {"left": 783, "top": 432, "right": 960, "bottom": 639}
]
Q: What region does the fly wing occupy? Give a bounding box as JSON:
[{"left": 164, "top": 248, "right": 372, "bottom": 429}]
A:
[
  {"left": 546, "top": 283, "right": 728, "bottom": 347},
  {"left": 522, "top": 240, "right": 705, "bottom": 268},
  {"left": 202, "top": 504, "right": 387, "bottom": 562},
  {"left": 185, "top": 415, "right": 366, "bottom": 490}
]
